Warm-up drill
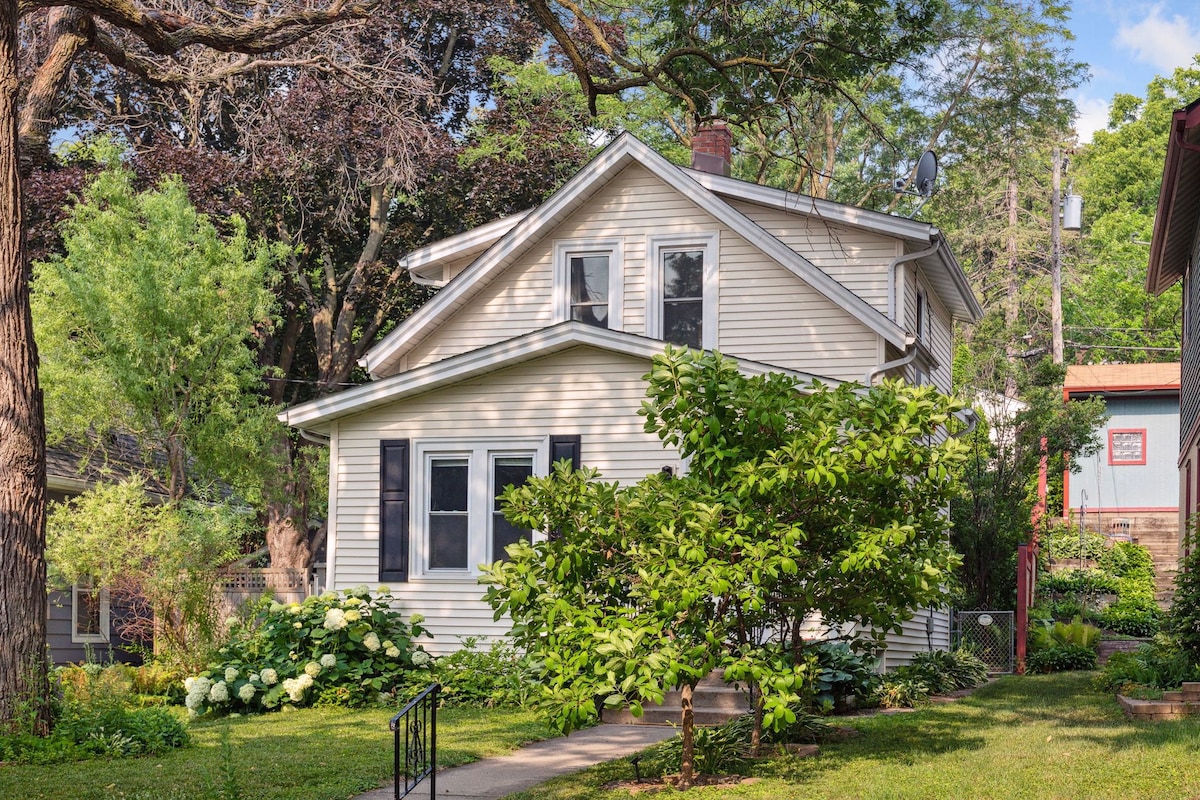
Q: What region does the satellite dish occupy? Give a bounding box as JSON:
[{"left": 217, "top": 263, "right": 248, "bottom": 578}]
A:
[{"left": 914, "top": 150, "right": 938, "bottom": 197}]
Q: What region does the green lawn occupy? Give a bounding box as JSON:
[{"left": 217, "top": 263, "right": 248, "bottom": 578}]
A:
[
  {"left": 1, "top": 706, "right": 548, "bottom": 800},
  {"left": 509, "top": 673, "right": 1200, "bottom": 800}
]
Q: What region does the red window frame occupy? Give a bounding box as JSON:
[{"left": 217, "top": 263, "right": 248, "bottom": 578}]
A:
[{"left": 1108, "top": 428, "right": 1147, "bottom": 466}]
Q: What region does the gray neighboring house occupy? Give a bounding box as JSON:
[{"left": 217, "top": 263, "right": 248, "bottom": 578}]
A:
[{"left": 46, "top": 437, "right": 162, "bottom": 665}]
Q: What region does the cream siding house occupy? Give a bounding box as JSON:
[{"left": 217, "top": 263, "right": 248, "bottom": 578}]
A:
[{"left": 281, "top": 131, "right": 982, "bottom": 665}]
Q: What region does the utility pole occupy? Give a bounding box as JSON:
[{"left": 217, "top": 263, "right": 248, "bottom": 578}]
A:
[{"left": 1051, "top": 146, "right": 1064, "bottom": 364}]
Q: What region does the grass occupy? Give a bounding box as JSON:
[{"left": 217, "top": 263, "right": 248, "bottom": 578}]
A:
[
  {"left": 0, "top": 705, "right": 549, "bottom": 800},
  {"left": 508, "top": 673, "right": 1200, "bottom": 800}
]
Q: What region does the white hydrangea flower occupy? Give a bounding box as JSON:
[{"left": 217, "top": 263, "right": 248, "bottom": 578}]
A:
[
  {"left": 320, "top": 653, "right": 337, "bottom": 668},
  {"left": 269, "top": 601, "right": 285, "bottom": 614},
  {"left": 351, "top": 584, "right": 371, "bottom": 597},
  {"left": 343, "top": 609, "right": 362, "bottom": 623},
  {"left": 410, "top": 650, "right": 431, "bottom": 667},
  {"left": 386, "top": 646, "right": 401, "bottom": 658},
  {"left": 294, "top": 622, "right": 303, "bottom": 629},
  {"left": 377, "top": 585, "right": 390, "bottom": 594},
  {"left": 304, "top": 661, "right": 321, "bottom": 677},
  {"left": 363, "top": 632, "right": 381, "bottom": 652},
  {"left": 224, "top": 667, "right": 239, "bottom": 683},
  {"left": 382, "top": 640, "right": 394, "bottom": 649},
  {"left": 409, "top": 613, "right": 425, "bottom": 625},
  {"left": 343, "top": 597, "right": 363, "bottom": 607},
  {"left": 261, "top": 668, "right": 278, "bottom": 685},
  {"left": 323, "top": 608, "right": 347, "bottom": 631},
  {"left": 184, "top": 677, "right": 199, "bottom": 693},
  {"left": 288, "top": 603, "right": 303, "bottom": 615},
  {"left": 249, "top": 673, "right": 260, "bottom": 684},
  {"left": 319, "top": 590, "right": 338, "bottom": 601},
  {"left": 209, "top": 681, "right": 230, "bottom": 704},
  {"left": 238, "top": 683, "right": 256, "bottom": 702}
]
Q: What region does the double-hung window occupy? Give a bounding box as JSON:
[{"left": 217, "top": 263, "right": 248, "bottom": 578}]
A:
[
  {"left": 553, "top": 238, "right": 624, "bottom": 330},
  {"left": 415, "top": 439, "right": 547, "bottom": 576},
  {"left": 647, "top": 232, "right": 718, "bottom": 349},
  {"left": 71, "top": 577, "right": 109, "bottom": 644}
]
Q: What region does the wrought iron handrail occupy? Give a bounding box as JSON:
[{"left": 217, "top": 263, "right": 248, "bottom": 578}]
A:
[{"left": 389, "top": 683, "right": 440, "bottom": 799}]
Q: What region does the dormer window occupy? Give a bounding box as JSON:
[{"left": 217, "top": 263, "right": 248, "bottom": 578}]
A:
[
  {"left": 647, "top": 232, "right": 719, "bottom": 349},
  {"left": 553, "top": 238, "right": 624, "bottom": 329}
]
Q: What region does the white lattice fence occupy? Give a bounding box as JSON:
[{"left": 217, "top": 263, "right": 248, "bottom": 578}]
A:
[{"left": 218, "top": 567, "right": 311, "bottom": 616}]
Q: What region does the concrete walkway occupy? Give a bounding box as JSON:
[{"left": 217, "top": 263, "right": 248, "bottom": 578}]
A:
[{"left": 354, "top": 724, "right": 676, "bottom": 800}]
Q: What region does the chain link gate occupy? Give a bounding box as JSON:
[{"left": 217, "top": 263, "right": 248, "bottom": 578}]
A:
[{"left": 952, "top": 611, "right": 1015, "bottom": 674}]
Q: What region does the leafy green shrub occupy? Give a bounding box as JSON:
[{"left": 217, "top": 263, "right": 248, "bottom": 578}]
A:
[
  {"left": 808, "top": 641, "right": 879, "bottom": 708},
  {"left": 398, "top": 638, "right": 542, "bottom": 708},
  {"left": 1098, "top": 542, "right": 1156, "bottom": 579},
  {"left": 906, "top": 648, "right": 990, "bottom": 694},
  {"left": 1169, "top": 531, "right": 1200, "bottom": 664},
  {"left": 1047, "top": 530, "right": 1107, "bottom": 563},
  {"left": 874, "top": 675, "right": 930, "bottom": 708},
  {"left": 1039, "top": 569, "right": 1121, "bottom": 596},
  {"left": 1025, "top": 645, "right": 1096, "bottom": 673},
  {"left": 1030, "top": 617, "right": 1100, "bottom": 653},
  {"left": 1094, "top": 642, "right": 1200, "bottom": 693},
  {"left": 0, "top": 706, "right": 189, "bottom": 764},
  {"left": 1096, "top": 603, "right": 1160, "bottom": 637},
  {"left": 184, "top": 585, "right": 431, "bottom": 716}
]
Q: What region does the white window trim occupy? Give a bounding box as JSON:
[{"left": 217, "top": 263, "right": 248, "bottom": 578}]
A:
[
  {"left": 552, "top": 238, "right": 624, "bottom": 329},
  {"left": 646, "top": 231, "right": 719, "bottom": 349},
  {"left": 411, "top": 437, "right": 548, "bottom": 579},
  {"left": 71, "top": 582, "right": 110, "bottom": 644}
]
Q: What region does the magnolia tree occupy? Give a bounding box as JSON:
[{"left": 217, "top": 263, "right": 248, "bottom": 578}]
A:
[{"left": 484, "top": 348, "right": 967, "bottom": 786}]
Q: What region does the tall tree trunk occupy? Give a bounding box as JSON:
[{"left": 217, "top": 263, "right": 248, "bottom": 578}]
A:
[
  {"left": 0, "top": 0, "right": 51, "bottom": 731},
  {"left": 263, "top": 429, "right": 312, "bottom": 570},
  {"left": 679, "top": 682, "right": 695, "bottom": 788}
]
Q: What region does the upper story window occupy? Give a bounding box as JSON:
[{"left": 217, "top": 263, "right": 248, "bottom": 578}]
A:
[
  {"left": 1108, "top": 428, "right": 1147, "bottom": 466},
  {"left": 554, "top": 238, "right": 624, "bottom": 330},
  {"left": 915, "top": 287, "right": 928, "bottom": 341},
  {"left": 647, "top": 232, "right": 719, "bottom": 349}
]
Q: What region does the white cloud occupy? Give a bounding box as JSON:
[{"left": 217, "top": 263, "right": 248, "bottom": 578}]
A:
[
  {"left": 1115, "top": 6, "right": 1200, "bottom": 74},
  {"left": 1073, "top": 96, "right": 1112, "bottom": 144}
]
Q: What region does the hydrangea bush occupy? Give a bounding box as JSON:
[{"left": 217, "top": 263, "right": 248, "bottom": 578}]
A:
[{"left": 184, "top": 585, "right": 430, "bottom": 716}]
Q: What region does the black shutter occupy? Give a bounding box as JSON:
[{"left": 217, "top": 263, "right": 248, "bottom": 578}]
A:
[
  {"left": 379, "top": 439, "right": 410, "bottom": 582},
  {"left": 548, "top": 435, "right": 582, "bottom": 472}
]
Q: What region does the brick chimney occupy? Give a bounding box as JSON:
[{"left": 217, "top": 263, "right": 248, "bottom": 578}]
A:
[{"left": 690, "top": 122, "right": 732, "bottom": 177}]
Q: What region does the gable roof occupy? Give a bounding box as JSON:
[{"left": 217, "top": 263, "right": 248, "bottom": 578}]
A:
[
  {"left": 1148, "top": 96, "right": 1200, "bottom": 295},
  {"left": 1064, "top": 362, "right": 1181, "bottom": 394},
  {"left": 360, "top": 132, "right": 914, "bottom": 379},
  {"left": 282, "top": 321, "right": 832, "bottom": 431}
]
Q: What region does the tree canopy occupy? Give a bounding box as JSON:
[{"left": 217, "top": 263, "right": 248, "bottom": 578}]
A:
[{"left": 485, "top": 348, "right": 967, "bottom": 786}]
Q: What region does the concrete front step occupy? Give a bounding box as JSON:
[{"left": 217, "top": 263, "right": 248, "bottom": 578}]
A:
[{"left": 601, "top": 672, "right": 752, "bottom": 727}]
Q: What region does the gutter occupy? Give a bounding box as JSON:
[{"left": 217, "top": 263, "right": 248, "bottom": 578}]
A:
[{"left": 864, "top": 340, "right": 919, "bottom": 386}]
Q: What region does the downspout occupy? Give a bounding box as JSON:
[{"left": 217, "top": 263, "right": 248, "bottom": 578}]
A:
[
  {"left": 864, "top": 344, "right": 919, "bottom": 386},
  {"left": 299, "top": 429, "right": 331, "bottom": 446},
  {"left": 887, "top": 240, "right": 941, "bottom": 323}
]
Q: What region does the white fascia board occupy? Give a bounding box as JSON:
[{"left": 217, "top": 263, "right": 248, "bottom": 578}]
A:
[
  {"left": 359, "top": 138, "right": 646, "bottom": 377},
  {"left": 685, "top": 169, "right": 939, "bottom": 243},
  {"left": 402, "top": 211, "right": 531, "bottom": 283},
  {"left": 282, "top": 322, "right": 834, "bottom": 429},
  {"left": 933, "top": 239, "right": 983, "bottom": 322}
]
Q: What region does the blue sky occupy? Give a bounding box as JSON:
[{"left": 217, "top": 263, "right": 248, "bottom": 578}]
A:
[{"left": 1067, "top": 0, "right": 1200, "bottom": 141}]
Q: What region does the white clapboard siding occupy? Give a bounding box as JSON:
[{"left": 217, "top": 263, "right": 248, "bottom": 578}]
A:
[
  {"left": 901, "top": 267, "right": 954, "bottom": 393},
  {"left": 878, "top": 608, "right": 953, "bottom": 670},
  {"left": 726, "top": 199, "right": 897, "bottom": 314},
  {"left": 404, "top": 165, "right": 884, "bottom": 382},
  {"left": 329, "top": 345, "right": 679, "bottom": 654}
]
